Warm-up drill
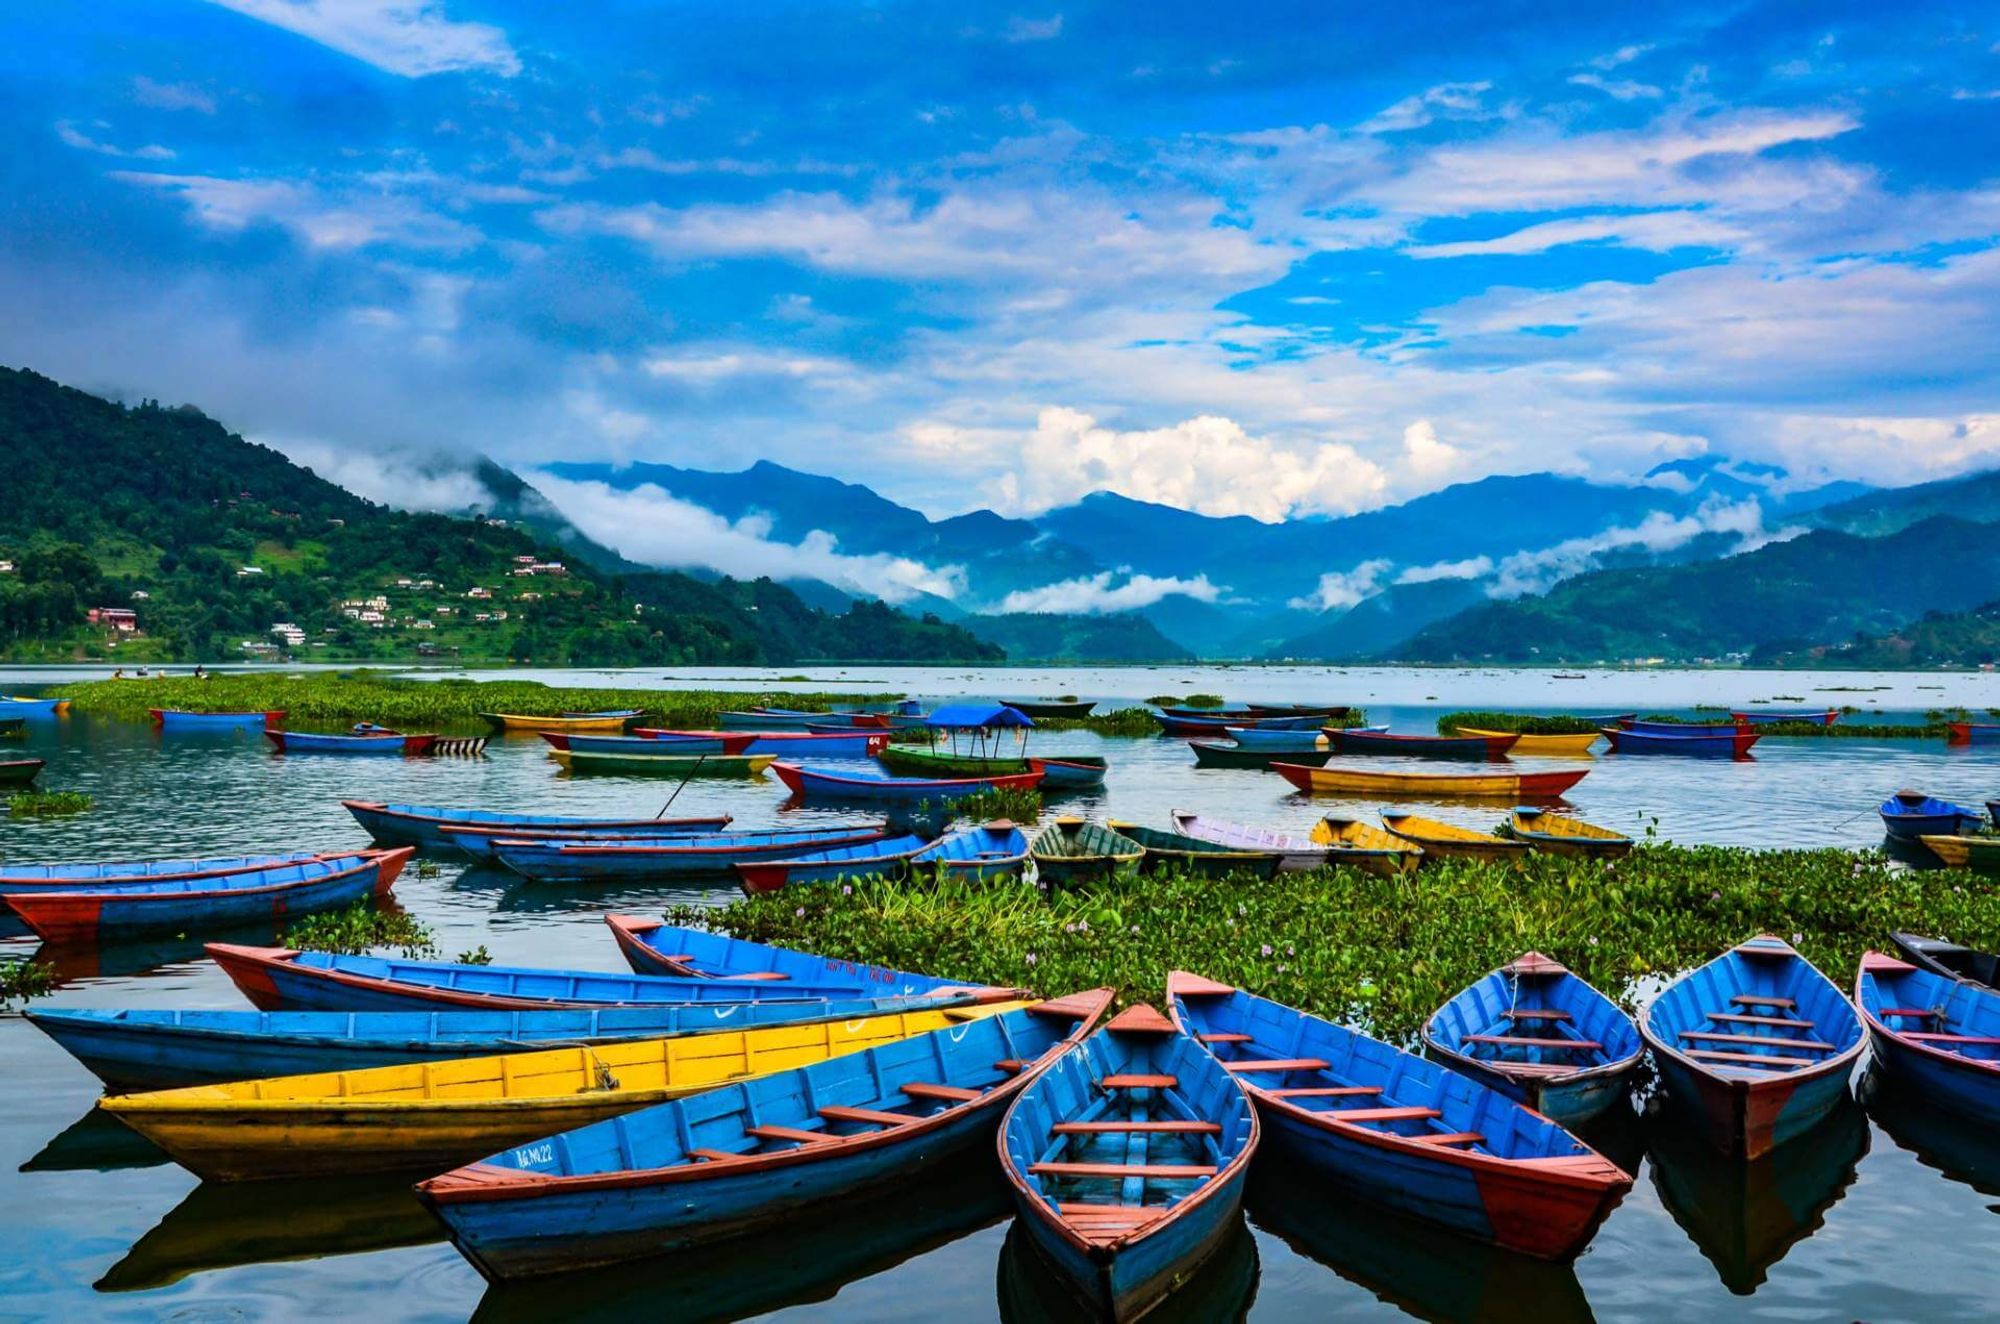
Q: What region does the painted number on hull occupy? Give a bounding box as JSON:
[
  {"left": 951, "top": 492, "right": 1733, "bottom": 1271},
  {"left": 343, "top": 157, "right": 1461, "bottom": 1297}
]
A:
[{"left": 513, "top": 1143, "right": 555, "bottom": 1167}]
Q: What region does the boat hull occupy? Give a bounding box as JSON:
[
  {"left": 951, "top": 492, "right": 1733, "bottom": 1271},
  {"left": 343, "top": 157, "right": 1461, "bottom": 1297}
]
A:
[
  {"left": 489, "top": 829, "right": 891, "bottom": 883},
  {"left": 5, "top": 852, "right": 406, "bottom": 943},
  {"left": 0, "top": 758, "right": 44, "bottom": 786},
  {"left": 1648, "top": 1047, "right": 1856, "bottom": 1160},
  {"left": 1272, "top": 763, "right": 1588, "bottom": 800},
  {"left": 1330, "top": 730, "right": 1517, "bottom": 759},
  {"left": 1603, "top": 728, "right": 1759, "bottom": 757},
  {"left": 480, "top": 711, "right": 640, "bottom": 732},
  {"left": 1454, "top": 728, "right": 1599, "bottom": 758},
  {"left": 552, "top": 750, "right": 774, "bottom": 777},
  {"left": 1190, "top": 741, "right": 1330, "bottom": 770},
  {"left": 151, "top": 709, "right": 284, "bottom": 730},
  {"left": 342, "top": 801, "right": 729, "bottom": 850},
  {"left": 772, "top": 761, "right": 1044, "bottom": 802},
  {"left": 636, "top": 729, "right": 887, "bottom": 758},
  {"left": 266, "top": 730, "right": 432, "bottom": 755}
]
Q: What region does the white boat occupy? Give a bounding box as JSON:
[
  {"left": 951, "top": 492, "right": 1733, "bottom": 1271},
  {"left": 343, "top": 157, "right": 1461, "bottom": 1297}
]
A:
[{"left": 1169, "top": 811, "right": 1331, "bottom": 873}]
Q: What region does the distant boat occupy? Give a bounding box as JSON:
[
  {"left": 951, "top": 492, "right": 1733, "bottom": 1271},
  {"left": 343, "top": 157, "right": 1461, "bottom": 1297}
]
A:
[
  {"left": 1380, "top": 813, "right": 1526, "bottom": 865},
  {"left": 635, "top": 728, "right": 888, "bottom": 759},
  {"left": 1889, "top": 932, "right": 2000, "bottom": 992},
  {"left": 1000, "top": 699, "right": 1097, "bottom": 720},
  {"left": 1452, "top": 727, "right": 1599, "bottom": 758},
  {"left": 1031, "top": 818, "right": 1143, "bottom": 887},
  {"left": 734, "top": 835, "right": 934, "bottom": 895},
  {"left": 1154, "top": 712, "right": 1329, "bottom": 736},
  {"left": 1640, "top": 935, "right": 1864, "bottom": 1159},
  {"left": 1601, "top": 727, "right": 1759, "bottom": 758},
  {"left": 770, "top": 760, "right": 1043, "bottom": 803},
  {"left": 1328, "top": 730, "right": 1519, "bottom": 760},
  {"left": 1946, "top": 722, "right": 2000, "bottom": 746},
  {"left": 1308, "top": 817, "right": 1423, "bottom": 877},
  {"left": 0, "top": 852, "right": 324, "bottom": 898},
  {"left": 342, "top": 800, "right": 730, "bottom": 850},
  {"left": 1190, "top": 740, "right": 1330, "bottom": 770},
  {"left": 150, "top": 709, "right": 285, "bottom": 730},
  {"left": 266, "top": 727, "right": 444, "bottom": 755},
  {"left": 1108, "top": 820, "right": 1283, "bottom": 879},
  {"left": 1854, "top": 951, "right": 2000, "bottom": 1126},
  {"left": 1270, "top": 763, "right": 1589, "bottom": 800},
  {"left": 550, "top": 749, "right": 772, "bottom": 777},
  {"left": 0, "top": 758, "right": 44, "bottom": 786},
  {"left": 601, "top": 915, "right": 999, "bottom": 995},
  {"left": 480, "top": 710, "right": 643, "bottom": 732},
  {"left": 1731, "top": 709, "right": 1838, "bottom": 726},
  {"left": 1221, "top": 726, "right": 1332, "bottom": 751},
  {"left": 1876, "top": 790, "right": 1983, "bottom": 840},
  {"left": 484, "top": 826, "right": 893, "bottom": 884},
  {"left": 0, "top": 695, "right": 69, "bottom": 717},
  {"left": 1422, "top": 953, "right": 1643, "bottom": 1128},
  {"left": 1618, "top": 718, "right": 1747, "bottom": 736},
  {"left": 1507, "top": 807, "right": 1634, "bottom": 859}
]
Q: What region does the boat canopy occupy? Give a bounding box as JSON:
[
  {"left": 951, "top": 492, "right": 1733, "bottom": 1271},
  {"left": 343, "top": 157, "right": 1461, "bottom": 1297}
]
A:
[{"left": 926, "top": 703, "right": 1035, "bottom": 729}]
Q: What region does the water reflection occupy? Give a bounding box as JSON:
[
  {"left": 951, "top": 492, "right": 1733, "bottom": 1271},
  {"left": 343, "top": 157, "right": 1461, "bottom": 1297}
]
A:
[
  {"left": 470, "top": 1150, "right": 1009, "bottom": 1323},
  {"left": 21, "top": 1105, "right": 167, "bottom": 1173},
  {"left": 996, "top": 1213, "right": 1258, "bottom": 1324},
  {"left": 1245, "top": 1166, "right": 1593, "bottom": 1324},
  {"left": 1645, "top": 1099, "right": 1868, "bottom": 1294},
  {"left": 1864, "top": 1071, "right": 2000, "bottom": 1205},
  {"left": 97, "top": 1174, "right": 441, "bottom": 1292}
]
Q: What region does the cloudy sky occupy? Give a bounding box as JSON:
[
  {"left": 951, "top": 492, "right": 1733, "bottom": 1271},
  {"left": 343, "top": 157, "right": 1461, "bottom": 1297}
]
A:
[{"left": 3, "top": 1, "right": 1997, "bottom": 523}]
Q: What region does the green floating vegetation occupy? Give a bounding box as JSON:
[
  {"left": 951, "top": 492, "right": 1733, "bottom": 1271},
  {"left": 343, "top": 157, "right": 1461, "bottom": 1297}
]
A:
[
  {"left": 1184, "top": 693, "right": 1226, "bottom": 707},
  {"left": 284, "top": 904, "right": 441, "bottom": 960},
  {"left": 951, "top": 785, "right": 1045, "bottom": 824},
  {"left": 7, "top": 791, "right": 93, "bottom": 817},
  {"left": 714, "top": 846, "right": 2000, "bottom": 1042},
  {"left": 1435, "top": 711, "right": 1607, "bottom": 735},
  {"left": 0, "top": 957, "right": 55, "bottom": 1008},
  {"left": 1144, "top": 695, "right": 1183, "bottom": 706},
  {"left": 1055, "top": 706, "right": 1164, "bottom": 737}
]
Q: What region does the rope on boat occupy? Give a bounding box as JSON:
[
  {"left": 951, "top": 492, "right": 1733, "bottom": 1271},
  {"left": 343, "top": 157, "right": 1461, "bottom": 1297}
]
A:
[{"left": 428, "top": 737, "right": 488, "bottom": 757}]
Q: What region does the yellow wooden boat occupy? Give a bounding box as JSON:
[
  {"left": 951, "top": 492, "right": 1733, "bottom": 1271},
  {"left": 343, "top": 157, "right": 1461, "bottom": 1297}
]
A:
[
  {"left": 100, "top": 1000, "right": 1024, "bottom": 1181},
  {"left": 1272, "top": 762, "right": 1588, "bottom": 800},
  {"left": 1918, "top": 834, "right": 1974, "bottom": 868},
  {"left": 480, "top": 710, "right": 642, "bottom": 732},
  {"left": 1380, "top": 812, "right": 1527, "bottom": 865},
  {"left": 1309, "top": 816, "right": 1423, "bottom": 877},
  {"left": 1453, "top": 727, "right": 1599, "bottom": 758},
  {"left": 1508, "top": 807, "right": 1635, "bottom": 859}
]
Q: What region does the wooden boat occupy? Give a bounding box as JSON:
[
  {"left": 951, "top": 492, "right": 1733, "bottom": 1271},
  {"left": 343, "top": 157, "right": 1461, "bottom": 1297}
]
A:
[
  {"left": 417, "top": 989, "right": 1114, "bottom": 1279},
  {"left": 602, "top": 915, "right": 999, "bottom": 995},
  {"left": 0, "top": 758, "right": 44, "bottom": 786},
  {"left": 0, "top": 716, "right": 23, "bottom": 738},
  {"left": 0, "top": 852, "right": 323, "bottom": 895},
  {"left": 1219, "top": 726, "right": 1330, "bottom": 751},
  {"left": 1170, "top": 811, "right": 1336, "bottom": 873},
  {"left": 1639, "top": 935, "right": 1865, "bottom": 1158},
  {"left": 1602, "top": 727, "right": 1759, "bottom": 758},
  {"left": 770, "top": 760, "right": 1044, "bottom": 802},
  {"left": 876, "top": 745, "right": 1032, "bottom": 778},
  {"left": 1032, "top": 818, "right": 1144, "bottom": 887},
  {"left": 342, "top": 800, "right": 730, "bottom": 850},
  {"left": 480, "top": 710, "right": 643, "bottom": 732},
  {"left": 1107, "top": 821, "right": 1282, "bottom": 880},
  {"left": 266, "top": 727, "right": 440, "bottom": 755},
  {"left": 1270, "top": 762, "right": 1589, "bottom": 800},
  {"left": 1507, "top": 807, "right": 1634, "bottom": 859},
  {"left": 635, "top": 728, "right": 889, "bottom": 759},
  {"left": 909, "top": 821, "right": 1032, "bottom": 882},
  {"left": 485, "top": 827, "right": 894, "bottom": 883},
  {"left": 1380, "top": 813, "right": 1526, "bottom": 865},
  {"left": 551, "top": 749, "right": 774, "bottom": 778},
  {"left": 441, "top": 821, "right": 821, "bottom": 863},
  {"left": 717, "top": 708, "right": 827, "bottom": 730},
  {"left": 1453, "top": 727, "right": 1599, "bottom": 758},
  {"left": 1001, "top": 699, "right": 1096, "bottom": 720},
  {"left": 4, "top": 850, "right": 410, "bottom": 944},
  {"left": 1328, "top": 729, "right": 1518, "bottom": 760},
  {"left": 1889, "top": 932, "right": 2000, "bottom": 991},
  {"left": 734, "top": 835, "right": 933, "bottom": 894},
  {"left": 1029, "top": 757, "right": 1108, "bottom": 789},
  {"left": 27, "top": 996, "right": 974, "bottom": 1092},
  {"left": 1166, "top": 972, "right": 1630, "bottom": 1260},
  {"left": 1158, "top": 706, "right": 1252, "bottom": 721},
  {"left": 998, "top": 1004, "right": 1258, "bottom": 1320},
  {"left": 150, "top": 708, "right": 285, "bottom": 730},
  {"left": 1154, "top": 712, "right": 1328, "bottom": 736},
  {"left": 1618, "top": 718, "right": 1748, "bottom": 736},
  {"left": 1947, "top": 721, "right": 2000, "bottom": 745},
  {"left": 1731, "top": 709, "right": 1838, "bottom": 726},
  {"left": 1189, "top": 740, "right": 1331, "bottom": 770},
  {"left": 1422, "top": 953, "right": 1643, "bottom": 1128},
  {"left": 1877, "top": 790, "right": 1983, "bottom": 839},
  {"left": 206, "top": 942, "right": 997, "bottom": 1013},
  {"left": 0, "top": 694, "right": 69, "bottom": 717},
  {"left": 101, "top": 999, "right": 1025, "bottom": 1181},
  {"left": 1912, "top": 834, "right": 2000, "bottom": 870},
  {"left": 1307, "top": 817, "right": 1422, "bottom": 877},
  {"left": 1854, "top": 951, "right": 2000, "bottom": 1125},
  {"left": 540, "top": 731, "right": 729, "bottom": 756}
]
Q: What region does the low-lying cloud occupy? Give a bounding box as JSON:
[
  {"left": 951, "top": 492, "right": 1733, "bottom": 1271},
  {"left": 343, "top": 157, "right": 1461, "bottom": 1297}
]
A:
[
  {"left": 988, "top": 572, "right": 1221, "bottom": 616},
  {"left": 1486, "top": 498, "right": 1783, "bottom": 597}
]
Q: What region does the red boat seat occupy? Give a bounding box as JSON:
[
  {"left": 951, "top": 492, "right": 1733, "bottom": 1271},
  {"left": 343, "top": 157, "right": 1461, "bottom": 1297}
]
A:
[
  {"left": 1878, "top": 1007, "right": 1944, "bottom": 1019},
  {"left": 747, "top": 1124, "right": 837, "bottom": 1146},
  {"left": 901, "top": 1082, "right": 981, "bottom": 1102},
  {"left": 1463, "top": 1035, "right": 1601, "bottom": 1050},
  {"left": 818, "top": 1105, "right": 916, "bottom": 1127},
  {"left": 1730, "top": 994, "right": 1796, "bottom": 1009},
  {"left": 1052, "top": 1121, "right": 1222, "bottom": 1135},
  {"left": 1101, "top": 1074, "right": 1179, "bottom": 1089},
  {"left": 1903, "top": 1032, "right": 2000, "bottom": 1045},
  {"left": 1686, "top": 1049, "right": 1815, "bottom": 1068},
  {"left": 1503, "top": 1009, "right": 1571, "bottom": 1022},
  {"left": 1329, "top": 1106, "right": 1443, "bottom": 1123},
  {"left": 1709, "top": 1012, "right": 1815, "bottom": 1029},
  {"left": 688, "top": 1148, "right": 746, "bottom": 1163},
  {"left": 1265, "top": 1086, "right": 1380, "bottom": 1099},
  {"left": 1029, "top": 1161, "right": 1217, "bottom": 1179},
  {"left": 1679, "top": 1031, "right": 1835, "bottom": 1050},
  {"left": 1198, "top": 1032, "right": 1255, "bottom": 1043},
  {"left": 1222, "top": 1058, "right": 1329, "bottom": 1073},
  {"left": 1410, "top": 1132, "right": 1485, "bottom": 1147}
]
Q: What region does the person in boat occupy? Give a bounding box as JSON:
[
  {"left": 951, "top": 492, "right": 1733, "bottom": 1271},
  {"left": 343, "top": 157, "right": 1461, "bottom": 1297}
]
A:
[
  {"left": 111, "top": 668, "right": 125, "bottom": 680},
  {"left": 194, "top": 664, "right": 207, "bottom": 680}
]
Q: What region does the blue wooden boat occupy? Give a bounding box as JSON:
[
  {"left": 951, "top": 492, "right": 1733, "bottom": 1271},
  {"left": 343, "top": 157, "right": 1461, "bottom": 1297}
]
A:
[
  {"left": 266, "top": 727, "right": 438, "bottom": 755},
  {"left": 27, "top": 996, "right": 971, "bottom": 1091},
  {"left": 543, "top": 731, "right": 728, "bottom": 757},
  {"left": 1154, "top": 712, "right": 1328, "bottom": 736},
  {"left": 1949, "top": 722, "right": 2000, "bottom": 745},
  {"left": 999, "top": 1004, "right": 1257, "bottom": 1320},
  {"left": 1639, "top": 935, "right": 1864, "bottom": 1159},
  {"left": 4, "top": 850, "right": 410, "bottom": 944},
  {"left": 1220, "top": 726, "right": 1329, "bottom": 752},
  {"left": 770, "top": 760, "right": 1044, "bottom": 803},
  {"left": 734, "top": 834, "right": 933, "bottom": 894},
  {"left": 485, "top": 826, "right": 893, "bottom": 883},
  {"left": 150, "top": 708, "right": 285, "bottom": 730},
  {"left": 206, "top": 942, "right": 994, "bottom": 1012},
  {"left": 910, "top": 822, "right": 1031, "bottom": 882},
  {"left": 1421, "top": 953, "right": 1643, "bottom": 1128},
  {"left": 1029, "top": 757, "right": 1109, "bottom": 789},
  {"left": 416, "top": 989, "right": 1115, "bottom": 1280},
  {"left": 0, "top": 694, "right": 68, "bottom": 717},
  {"left": 1890, "top": 932, "right": 2000, "bottom": 991},
  {"left": 1329, "top": 729, "right": 1518, "bottom": 760},
  {"left": 1166, "top": 972, "right": 1630, "bottom": 1261},
  {"left": 1603, "top": 726, "right": 1759, "bottom": 758},
  {"left": 342, "top": 800, "right": 730, "bottom": 850},
  {"left": 1854, "top": 951, "right": 2000, "bottom": 1125},
  {"left": 601, "top": 915, "right": 998, "bottom": 996},
  {"left": 718, "top": 707, "right": 832, "bottom": 730},
  {"left": 1877, "top": 790, "right": 1984, "bottom": 840},
  {"left": 635, "top": 728, "right": 889, "bottom": 759},
  {"left": 1618, "top": 718, "right": 1746, "bottom": 736},
  {"left": 1731, "top": 708, "right": 1838, "bottom": 726}
]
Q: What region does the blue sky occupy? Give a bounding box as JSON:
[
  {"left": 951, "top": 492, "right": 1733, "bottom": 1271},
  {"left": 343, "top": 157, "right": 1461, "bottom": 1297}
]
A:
[{"left": 2, "top": 0, "right": 1997, "bottom": 524}]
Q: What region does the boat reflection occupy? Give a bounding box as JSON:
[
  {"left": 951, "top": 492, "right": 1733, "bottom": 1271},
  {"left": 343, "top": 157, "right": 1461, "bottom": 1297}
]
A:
[
  {"left": 471, "top": 1149, "right": 1009, "bottom": 1323},
  {"left": 1245, "top": 1165, "right": 1593, "bottom": 1324},
  {"left": 1863, "top": 1070, "right": 2000, "bottom": 1203},
  {"left": 997, "top": 1211, "right": 1258, "bottom": 1323},
  {"left": 1646, "top": 1097, "right": 1868, "bottom": 1294},
  {"left": 20, "top": 1105, "right": 168, "bottom": 1173},
  {"left": 96, "top": 1173, "right": 441, "bottom": 1291}
]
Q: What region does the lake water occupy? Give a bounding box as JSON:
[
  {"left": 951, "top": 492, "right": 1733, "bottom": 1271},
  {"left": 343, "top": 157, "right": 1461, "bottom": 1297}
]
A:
[{"left": 2, "top": 666, "right": 1998, "bottom": 1322}]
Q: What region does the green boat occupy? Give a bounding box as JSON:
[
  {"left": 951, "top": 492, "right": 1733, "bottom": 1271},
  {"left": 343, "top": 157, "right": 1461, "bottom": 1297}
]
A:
[
  {"left": 1107, "top": 821, "right": 1283, "bottom": 879},
  {"left": 1188, "top": 741, "right": 1331, "bottom": 770},
  {"left": 552, "top": 750, "right": 777, "bottom": 779},
  {"left": 1030, "top": 818, "right": 1142, "bottom": 888},
  {"left": 877, "top": 746, "right": 1107, "bottom": 789},
  {"left": 0, "top": 758, "right": 44, "bottom": 787}
]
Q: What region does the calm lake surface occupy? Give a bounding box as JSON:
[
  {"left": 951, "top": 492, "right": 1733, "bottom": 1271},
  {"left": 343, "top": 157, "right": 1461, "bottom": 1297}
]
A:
[{"left": 2, "top": 665, "right": 1997, "bottom": 1322}]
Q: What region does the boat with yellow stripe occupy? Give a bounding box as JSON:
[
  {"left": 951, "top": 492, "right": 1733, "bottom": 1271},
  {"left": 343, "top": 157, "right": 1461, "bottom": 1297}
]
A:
[
  {"left": 1917, "top": 834, "right": 2000, "bottom": 871},
  {"left": 480, "top": 710, "right": 644, "bottom": 733},
  {"left": 1453, "top": 727, "right": 1600, "bottom": 758},
  {"left": 1270, "top": 763, "right": 1588, "bottom": 800},
  {"left": 1508, "top": 808, "right": 1635, "bottom": 859},
  {"left": 101, "top": 999, "right": 1024, "bottom": 1181},
  {"left": 1380, "top": 813, "right": 1527, "bottom": 865},
  {"left": 1308, "top": 816, "right": 1423, "bottom": 877}
]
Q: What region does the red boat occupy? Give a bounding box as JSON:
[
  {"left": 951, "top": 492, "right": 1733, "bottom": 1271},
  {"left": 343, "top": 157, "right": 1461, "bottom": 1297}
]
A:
[{"left": 1325, "top": 730, "right": 1519, "bottom": 760}]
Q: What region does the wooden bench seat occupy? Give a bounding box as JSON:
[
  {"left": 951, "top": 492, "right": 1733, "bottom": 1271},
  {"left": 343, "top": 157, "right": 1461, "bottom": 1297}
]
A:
[
  {"left": 1328, "top": 1106, "right": 1443, "bottom": 1123},
  {"left": 688, "top": 1147, "right": 745, "bottom": 1162},
  {"left": 1264, "top": 1086, "right": 1380, "bottom": 1099},
  {"left": 1222, "top": 1058, "right": 1330, "bottom": 1074},
  {"left": 747, "top": 1124, "right": 836, "bottom": 1146},
  {"left": 1503, "top": 1009, "right": 1571, "bottom": 1021},
  {"left": 1709, "top": 1012, "right": 1814, "bottom": 1029},
  {"left": 1686, "top": 1048, "right": 1815, "bottom": 1068},
  {"left": 1680, "top": 1031, "right": 1834, "bottom": 1050},
  {"left": 901, "top": 1082, "right": 981, "bottom": 1102},
  {"left": 1101, "top": 1074, "right": 1179, "bottom": 1089},
  {"left": 1030, "top": 1161, "right": 1218, "bottom": 1179},
  {"left": 1053, "top": 1120, "right": 1222, "bottom": 1135},
  {"left": 1463, "top": 1034, "right": 1601, "bottom": 1050},
  {"left": 1730, "top": 994, "right": 1796, "bottom": 1009},
  {"left": 1409, "top": 1131, "right": 1485, "bottom": 1146},
  {"left": 1198, "top": 1032, "right": 1254, "bottom": 1043},
  {"left": 818, "top": 1105, "right": 916, "bottom": 1127},
  {"left": 994, "top": 1059, "right": 1025, "bottom": 1074},
  {"left": 1879, "top": 1008, "right": 1945, "bottom": 1019}
]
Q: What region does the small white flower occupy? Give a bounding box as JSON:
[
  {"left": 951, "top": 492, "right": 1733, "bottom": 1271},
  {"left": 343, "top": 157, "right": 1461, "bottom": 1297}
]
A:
[{"left": 1260, "top": 944, "right": 1274, "bottom": 957}]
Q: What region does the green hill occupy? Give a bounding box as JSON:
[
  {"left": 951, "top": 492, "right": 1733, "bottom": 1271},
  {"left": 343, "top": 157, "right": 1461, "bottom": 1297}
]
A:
[
  {"left": 961, "top": 611, "right": 1196, "bottom": 662},
  {"left": 0, "top": 366, "right": 1001, "bottom": 666},
  {"left": 1763, "top": 600, "right": 2000, "bottom": 669}
]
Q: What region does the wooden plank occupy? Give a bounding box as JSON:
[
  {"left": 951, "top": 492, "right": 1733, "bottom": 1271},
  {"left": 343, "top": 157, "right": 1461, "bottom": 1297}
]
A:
[
  {"left": 747, "top": 1124, "right": 836, "bottom": 1146},
  {"left": 716, "top": 971, "right": 792, "bottom": 982},
  {"left": 1052, "top": 1121, "right": 1222, "bottom": 1135},
  {"left": 688, "top": 1148, "right": 744, "bottom": 1162},
  {"left": 994, "top": 1059, "right": 1025, "bottom": 1074},
  {"left": 1223, "top": 1058, "right": 1330, "bottom": 1073},
  {"left": 1686, "top": 1049, "right": 1814, "bottom": 1068},
  {"left": 1680, "top": 1031, "right": 1835, "bottom": 1051},
  {"left": 1198, "top": 1032, "right": 1255, "bottom": 1043},
  {"left": 1101, "top": 1074, "right": 1179, "bottom": 1089},
  {"left": 1730, "top": 994, "right": 1796, "bottom": 1009},
  {"left": 1328, "top": 1106, "right": 1443, "bottom": 1123},
  {"left": 1264, "top": 1086, "right": 1380, "bottom": 1099},
  {"left": 1879, "top": 1008, "right": 1945, "bottom": 1019},
  {"left": 1503, "top": 1009, "right": 1571, "bottom": 1022},
  {"left": 818, "top": 1105, "right": 915, "bottom": 1127},
  {"left": 1030, "top": 1161, "right": 1218, "bottom": 1179},
  {"left": 1409, "top": 1132, "right": 1485, "bottom": 1146},
  {"left": 1462, "top": 1035, "right": 1602, "bottom": 1050},
  {"left": 1903, "top": 1032, "right": 2000, "bottom": 1045},
  {"left": 1709, "top": 1012, "right": 1814, "bottom": 1029},
  {"left": 901, "top": 1082, "right": 981, "bottom": 1102}
]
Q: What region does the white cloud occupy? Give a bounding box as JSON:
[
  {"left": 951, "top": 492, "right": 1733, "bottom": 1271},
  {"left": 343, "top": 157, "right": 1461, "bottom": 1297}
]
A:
[
  {"left": 55, "top": 121, "right": 173, "bottom": 160},
  {"left": 1360, "top": 81, "right": 1497, "bottom": 134},
  {"left": 641, "top": 348, "right": 854, "bottom": 385},
  {"left": 992, "top": 572, "right": 1219, "bottom": 615},
  {"left": 113, "top": 172, "right": 480, "bottom": 251},
  {"left": 205, "top": 1, "right": 520, "bottom": 78},
  {"left": 984, "top": 407, "right": 1389, "bottom": 520},
  {"left": 1004, "top": 15, "right": 1063, "bottom": 42},
  {"left": 1401, "top": 419, "right": 1462, "bottom": 482},
  {"left": 1397, "top": 555, "right": 1493, "bottom": 583},
  {"left": 1407, "top": 210, "right": 1746, "bottom": 259},
  {"left": 1568, "top": 73, "right": 1663, "bottom": 101},
  {"left": 1588, "top": 44, "right": 1653, "bottom": 70},
  {"left": 1486, "top": 498, "right": 1777, "bottom": 597},
  {"left": 528, "top": 475, "right": 967, "bottom": 604},
  {"left": 269, "top": 440, "right": 492, "bottom": 511},
  {"left": 132, "top": 77, "right": 217, "bottom": 114},
  {"left": 1289, "top": 559, "right": 1392, "bottom": 611}
]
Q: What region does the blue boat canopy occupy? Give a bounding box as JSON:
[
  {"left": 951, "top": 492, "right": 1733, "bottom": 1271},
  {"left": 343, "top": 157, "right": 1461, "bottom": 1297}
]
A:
[{"left": 925, "top": 703, "right": 1035, "bottom": 729}]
